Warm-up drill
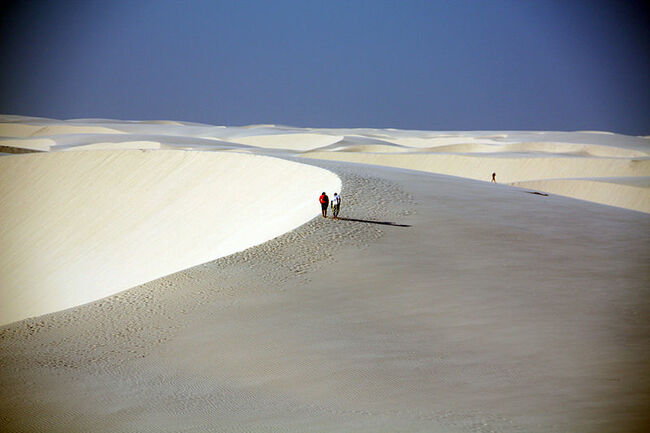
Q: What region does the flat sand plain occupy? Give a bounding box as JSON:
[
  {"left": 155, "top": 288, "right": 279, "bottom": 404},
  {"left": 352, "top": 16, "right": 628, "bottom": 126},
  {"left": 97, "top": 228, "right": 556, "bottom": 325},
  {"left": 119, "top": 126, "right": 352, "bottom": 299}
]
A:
[{"left": 1, "top": 117, "right": 649, "bottom": 432}]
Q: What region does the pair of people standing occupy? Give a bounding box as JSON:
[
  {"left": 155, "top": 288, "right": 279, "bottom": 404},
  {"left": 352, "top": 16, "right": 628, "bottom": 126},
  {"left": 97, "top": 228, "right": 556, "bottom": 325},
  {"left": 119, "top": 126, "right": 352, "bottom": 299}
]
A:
[{"left": 319, "top": 192, "right": 341, "bottom": 219}]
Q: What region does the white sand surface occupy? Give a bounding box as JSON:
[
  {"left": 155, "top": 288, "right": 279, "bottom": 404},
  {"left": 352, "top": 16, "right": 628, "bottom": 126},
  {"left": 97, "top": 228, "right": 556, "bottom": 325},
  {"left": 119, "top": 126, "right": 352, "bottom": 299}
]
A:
[
  {"left": 0, "top": 138, "right": 52, "bottom": 152},
  {"left": 0, "top": 150, "right": 340, "bottom": 325},
  {"left": 0, "top": 122, "right": 124, "bottom": 137},
  {"left": 512, "top": 178, "right": 650, "bottom": 213},
  {"left": 0, "top": 117, "right": 649, "bottom": 432},
  {"left": 302, "top": 151, "right": 650, "bottom": 212},
  {"left": 1, "top": 160, "right": 648, "bottom": 433},
  {"left": 223, "top": 132, "right": 344, "bottom": 151},
  {"left": 303, "top": 151, "right": 650, "bottom": 181},
  {"left": 0, "top": 123, "right": 51, "bottom": 138},
  {"left": 301, "top": 136, "right": 650, "bottom": 212},
  {"left": 60, "top": 140, "right": 161, "bottom": 151}
]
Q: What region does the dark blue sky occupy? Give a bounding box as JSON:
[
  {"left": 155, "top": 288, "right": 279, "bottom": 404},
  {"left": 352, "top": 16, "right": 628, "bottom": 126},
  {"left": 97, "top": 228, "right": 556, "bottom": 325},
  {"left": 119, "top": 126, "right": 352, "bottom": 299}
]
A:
[{"left": 1, "top": 0, "right": 648, "bottom": 134}]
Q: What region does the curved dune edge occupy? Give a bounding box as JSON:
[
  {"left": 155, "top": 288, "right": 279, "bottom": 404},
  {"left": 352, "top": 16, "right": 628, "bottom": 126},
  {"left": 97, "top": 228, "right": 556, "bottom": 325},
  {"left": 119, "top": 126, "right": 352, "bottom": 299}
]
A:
[
  {"left": 301, "top": 151, "right": 650, "bottom": 182},
  {"left": 0, "top": 122, "right": 126, "bottom": 138},
  {"left": 0, "top": 138, "right": 53, "bottom": 151},
  {"left": 0, "top": 150, "right": 341, "bottom": 325},
  {"left": 512, "top": 179, "right": 650, "bottom": 213},
  {"left": 301, "top": 151, "right": 650, "bottom": 212},
  {"left": 60, "top": 140, "right": 161, "bottom": 151},
  {"left": 417, "top": 141, "right": 647, "bottom": 158},
  {"left": 224, "top": 133, "right": 343, "bottom": 151}
]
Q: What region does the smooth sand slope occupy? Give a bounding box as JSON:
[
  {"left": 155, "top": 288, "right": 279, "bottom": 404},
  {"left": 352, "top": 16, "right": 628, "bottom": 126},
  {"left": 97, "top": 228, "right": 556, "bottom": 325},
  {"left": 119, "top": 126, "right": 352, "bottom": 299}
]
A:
[
  {"left": 303, "top": 151, "right": 650, "bottom": 213},
  {"left": 301, "top": 132, "right": 650, "bottom": 213},
  {"left": 3, "top": 116, "right": 646, "bottom": 212},
  {"left": 0, "top": 150, "right": 340, "bottom": 325},
  {"left": 1, "top": 160, "right": 648, "bottom": 433},
  {"left": 224, "top": 132, "right": 344, "bottom": 151},
  {"left": 1, "top": 116, "right": 649, "bottom": 432}
]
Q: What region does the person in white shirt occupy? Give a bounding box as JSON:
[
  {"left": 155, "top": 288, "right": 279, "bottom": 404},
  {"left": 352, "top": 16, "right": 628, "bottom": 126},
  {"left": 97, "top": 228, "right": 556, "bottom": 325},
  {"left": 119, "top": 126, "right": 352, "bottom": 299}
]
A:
[{"left": 331, "top": 192, "right": 341, "bottom": 219}]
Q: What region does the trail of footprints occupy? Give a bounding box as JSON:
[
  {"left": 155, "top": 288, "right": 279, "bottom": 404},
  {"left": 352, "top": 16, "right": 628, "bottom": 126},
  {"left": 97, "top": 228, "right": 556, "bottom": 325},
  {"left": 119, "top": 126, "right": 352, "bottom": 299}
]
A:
[
  {"left": 0, "top": 161, "right": 525, "bottom": 432},
  {"left": 0, "top": 163, "right": 414, "bottom": 376}
]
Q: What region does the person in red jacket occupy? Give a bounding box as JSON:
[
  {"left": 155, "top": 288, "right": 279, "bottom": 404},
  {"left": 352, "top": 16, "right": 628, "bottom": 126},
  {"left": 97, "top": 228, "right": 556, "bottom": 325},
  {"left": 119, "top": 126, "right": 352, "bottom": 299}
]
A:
[{"left": 319, "top": 192, "right": 329, "bottom": 218}]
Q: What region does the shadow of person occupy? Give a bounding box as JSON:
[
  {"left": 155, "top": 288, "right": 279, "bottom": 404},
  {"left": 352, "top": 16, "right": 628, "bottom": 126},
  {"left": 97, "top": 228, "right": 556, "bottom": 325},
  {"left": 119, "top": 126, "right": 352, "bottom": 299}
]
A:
[{"left": 336, "top": 217, "right": 411, "bottom": 227}]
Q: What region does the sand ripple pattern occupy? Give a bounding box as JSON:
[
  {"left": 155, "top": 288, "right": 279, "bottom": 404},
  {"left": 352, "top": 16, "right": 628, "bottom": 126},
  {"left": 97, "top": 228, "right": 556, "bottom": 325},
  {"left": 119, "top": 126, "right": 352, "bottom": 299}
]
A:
[
  {"left": 2, "top": 165, "right": 480, "bottom": 432},
  {"left": 1, "top": 119, "right": 649, "bottom": 432}
]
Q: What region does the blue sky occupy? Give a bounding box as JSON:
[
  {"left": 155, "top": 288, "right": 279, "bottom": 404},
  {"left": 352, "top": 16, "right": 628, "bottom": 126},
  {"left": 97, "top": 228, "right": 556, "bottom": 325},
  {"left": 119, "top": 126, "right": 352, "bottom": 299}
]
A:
[{"left": 1, "top": 0, "right": 648, "bottom": 134}]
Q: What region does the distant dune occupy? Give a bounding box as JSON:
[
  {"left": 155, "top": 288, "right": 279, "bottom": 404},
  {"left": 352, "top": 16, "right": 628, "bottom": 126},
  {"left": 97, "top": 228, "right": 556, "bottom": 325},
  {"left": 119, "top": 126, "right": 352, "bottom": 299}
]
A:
[
  {"left": 1, "top": 116, "right": 648, "bottom": 432},
  {"left": 224, "top": 132, "right": 344, "bottom": 151},
  {"left": 1, "top": 117, "right": 647, "bottom": 324}
]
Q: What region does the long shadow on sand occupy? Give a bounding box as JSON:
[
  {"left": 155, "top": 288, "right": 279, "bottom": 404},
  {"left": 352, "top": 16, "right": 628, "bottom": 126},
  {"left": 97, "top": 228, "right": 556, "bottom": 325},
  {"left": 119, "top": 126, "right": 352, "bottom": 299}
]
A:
[{"left": 336, "top": 217, "right": 411, "bottom": 227}]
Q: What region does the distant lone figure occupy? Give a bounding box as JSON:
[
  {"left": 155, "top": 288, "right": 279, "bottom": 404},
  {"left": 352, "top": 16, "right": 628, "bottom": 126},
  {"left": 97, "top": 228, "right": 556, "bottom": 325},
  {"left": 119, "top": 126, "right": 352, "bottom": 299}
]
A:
[
  {"left": 319, "top": 192, "right": 329, "bottom": 218},
  {"left": 331, "top": 192, "right": 341, "bottom": 219},
  {"left": 491, "top": 172, "right": 496, "bottom": 183}
]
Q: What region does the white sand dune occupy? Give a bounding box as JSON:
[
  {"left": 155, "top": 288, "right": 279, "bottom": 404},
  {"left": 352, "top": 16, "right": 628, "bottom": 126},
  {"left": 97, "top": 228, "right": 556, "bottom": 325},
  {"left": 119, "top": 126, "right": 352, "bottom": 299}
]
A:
[
  {"left": 331, "top": 143, "right": 408, "bottom": 153},
  {"left": 378, "top": 135, "right": 506, "bottom": 148},
  {"left": 1, "top": 115, "right": 647, "bottom": 211},
  {"left": 0, "top": 150, "right": 340, "bottom": 325},
  {"left": 0, "top": 132, "right": 248, "bottom": 153},
  {"left": 419, "top": 141, "right": 647, "bottom": 158},
  {"left": 0, "top": 116, "right": 648, "bottom": 432},
  {"left": 303, "top": 151, "right": 649, "bottom": 180},
  {"left": 0, "top": 123, "right": 47, "bottom": 138},
  {"left": 223, "top": 132, "right": 344, "bottom": 151},
  {"left": 0, "top": 122, "right": 125, "bottom": 138},
  {"left": 301, "top": 133, "right": 650, "bottom": 212},
  {"left": 0, "top": 117, "right": 219, "bottom": 140},
  {"left": 30, "top": 124, "right": 126, "bottom": 136},
  {"left": 577, "top": 130, "right": 616, "bottom": 135},
  {"left": 60, "top": 140, "right": 161, "bottom": 151},
  {"left": 511, "top": 178, "right": 650, "bottom": 213},
  {"left": 322, "top": 135, "right": 410, "bottom": 153},
  {"left": 0, "top": 138, "right": 53, "bottom": 151}
]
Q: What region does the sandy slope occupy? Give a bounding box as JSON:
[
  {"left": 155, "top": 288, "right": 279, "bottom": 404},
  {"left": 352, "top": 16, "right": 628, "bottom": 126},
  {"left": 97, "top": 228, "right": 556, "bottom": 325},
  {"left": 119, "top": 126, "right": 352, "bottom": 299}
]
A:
[
  {"left": 303, "top": 151, "right": 650, "bottom": 181},
  {"left": 0, "top": 150, "right": 340, "bottom": 325},
  {"left": 1, "top": 160, "right": 648, "bottom": 433},
  {"left": 302, "top": 151, "right": 650, "bottom": 212},
  {"left": 0, "top": 122, "right": 124, "bottom": 138},
  {"left": 3, "top": 116, "right": 646, "bottom": 212},
  {"left": 0, "top": 116, "right": 649, "bottom": 432},
  {"left": 512, "top": 178, "right": 650, "bottom": 213},
  {"left": 224, "top": 132, "right": 344, "bottom": 151}
]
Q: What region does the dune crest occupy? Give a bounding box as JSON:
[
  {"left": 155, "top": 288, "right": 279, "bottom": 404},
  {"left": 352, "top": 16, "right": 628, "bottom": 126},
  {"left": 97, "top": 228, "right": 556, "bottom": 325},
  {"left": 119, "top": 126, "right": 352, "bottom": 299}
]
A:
[
  {"left": 0, "top": 138, "right": 53, "bottom": 152},
  {"left": 512, "top": 178, "right": 650, "bottom": 213},
  {"left": 2, "top": 117, "right": 648, "bottom": 212},
  {"left": 224, "top": 133, "right": 343, "bottom": 151},
  {"left": 1, "top": 116, "right": 648, "bottom": 432},
  {"left": 60, "top": 140, "right": 161, "bottom": 151},
  {"left": 0, "top": 122, "right": 125, "bottom": 138},
  {"left": 0, "top": 150, "right": 340, "bottom": 325}
]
